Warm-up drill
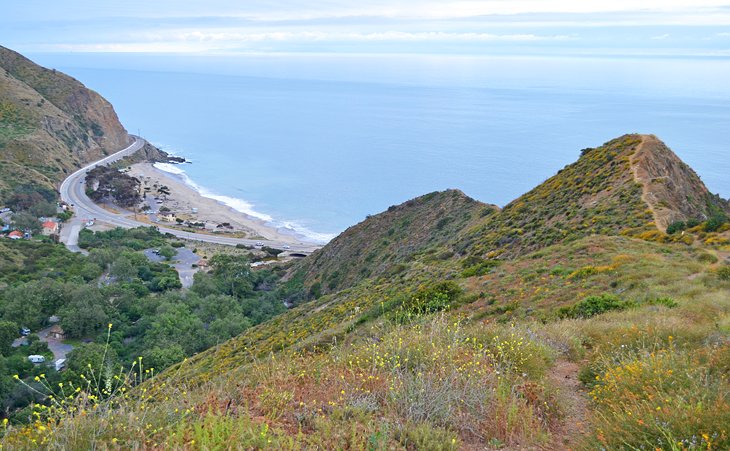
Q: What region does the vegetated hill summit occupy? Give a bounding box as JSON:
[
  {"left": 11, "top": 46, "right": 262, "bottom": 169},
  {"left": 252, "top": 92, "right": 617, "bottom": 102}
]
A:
[
  {"left": 0, "top": 45, "right": 130, "bottom": 202},
  {"left": 295, "top": 133, "right": 729, "bottom": 296},
  {"left": 116, "top": 133, "right": 729, "bottom": 450}
]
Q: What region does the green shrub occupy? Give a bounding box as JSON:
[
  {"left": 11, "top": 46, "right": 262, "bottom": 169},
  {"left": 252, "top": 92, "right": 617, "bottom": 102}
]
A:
[
  {"left": 549, "top": 266, "right": 573, "bottom": 277},
  {"left": 461, "top": 259, "right": 501, "bottom": 277},
  {"left": 698, "top": 253, "right": 719, "bottom": 264},
  {"left": 666, "top": 221, "right": 687, "bottom": 234},
  {"left": 645, "top": 297, "right": 678, "bottom": 308},
  {"left": 704, "top": 214, "right": 728, "bottom": 232},
  {"left": 578, "top": 362, "right": 601, "bottom": 387},
  {"left": 558, "top": 294, "right": 632, "bottom": 319},
  {"left": 402, "top": 282, "right": 462, "bottom": 316},
  {"left": 57, "top": 210, "right": 74, "bottom": 222},
  {"left": 718, "top": 266, "right": 730, "bottom": 281},
  {"left": 395, "top": 423, "right": 459, "bottom": 450},
  {"left": 308, "top": 281, "right": 322, "bottom": 299}
]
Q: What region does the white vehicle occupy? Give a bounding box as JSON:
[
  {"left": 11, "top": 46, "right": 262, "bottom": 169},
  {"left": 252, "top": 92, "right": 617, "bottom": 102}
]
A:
[
  {"left": 55, "top": 359, "right": 66, "bottom": 371},
  {"left": 255, "top": 242, "right": 264, "bottom": 247},
  {"left": 28, "top": 355, "right": 45, "bottom": 364},
  {"left": 283, "top": 245, "right": 291, "bottom": 250}
]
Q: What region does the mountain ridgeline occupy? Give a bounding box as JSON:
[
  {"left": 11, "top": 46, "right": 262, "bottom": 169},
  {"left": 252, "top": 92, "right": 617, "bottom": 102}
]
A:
[
  {"left": 294, "top": 134, "right": 729, "bottom": 296},
  {"left": 0, "top": 45, "right": 129, "bottom": 203}
]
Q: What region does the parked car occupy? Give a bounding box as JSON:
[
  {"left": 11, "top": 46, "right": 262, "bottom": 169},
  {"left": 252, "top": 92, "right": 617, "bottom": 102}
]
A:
[
  {"left": 255, "top": 242, "right": 264, "bottom": 247},
  {"left": 283, "top": 245, "right": 291, "bottom": 250},
  {"left": 20, "top": 327, "right": 31, "bottom": 336}
]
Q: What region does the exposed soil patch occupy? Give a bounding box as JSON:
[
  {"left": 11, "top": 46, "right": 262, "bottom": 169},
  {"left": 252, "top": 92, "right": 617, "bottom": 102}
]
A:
[
  {"left": 630, "top": 135, "right": 717, "bottom": 231},
  {"left": 548, "top": 360, "right": 590, "bottom": 450}
]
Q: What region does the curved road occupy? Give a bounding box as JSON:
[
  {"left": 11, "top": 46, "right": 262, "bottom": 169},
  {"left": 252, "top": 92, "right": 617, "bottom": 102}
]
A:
[{"left": 59, "top": 135, "right": 322, "bottom": 254}]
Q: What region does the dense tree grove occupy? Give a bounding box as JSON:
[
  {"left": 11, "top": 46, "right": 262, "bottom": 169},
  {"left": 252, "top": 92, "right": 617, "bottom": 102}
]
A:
[
  {"left": 0, "top": 227, "right": 296, "bottom": 419},
  {"left": 4, "top": 184, "right": 57, "bottom": 213}
]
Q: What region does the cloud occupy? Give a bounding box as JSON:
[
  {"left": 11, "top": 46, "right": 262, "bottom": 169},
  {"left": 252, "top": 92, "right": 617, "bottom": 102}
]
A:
[
  {"left": 32, "top": 31, "right": 574, "bottom": 53},
  {"left": 6, "top": 0, "right": 730, "bottom": 22},
  {"left": 3, "top": 0, "right": 730, "bottom": 55},
  {"left": 173, "top": 30, "right": 573, "bottom": 43}
]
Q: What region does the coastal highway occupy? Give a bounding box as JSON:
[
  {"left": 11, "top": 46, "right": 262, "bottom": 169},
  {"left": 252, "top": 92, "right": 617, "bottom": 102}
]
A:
[{"left": 59, "top": 135, "right": 322, "bottom": 255}]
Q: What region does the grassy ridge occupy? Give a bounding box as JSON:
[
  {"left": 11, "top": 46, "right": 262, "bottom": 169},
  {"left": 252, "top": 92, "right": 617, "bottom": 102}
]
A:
[{"left": 295, "top": 189, "right": 487, "bottom": 296}]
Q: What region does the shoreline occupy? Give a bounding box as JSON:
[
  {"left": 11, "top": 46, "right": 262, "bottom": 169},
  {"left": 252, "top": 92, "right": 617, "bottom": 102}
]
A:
[{"left": 127, "top": 162, "right": 316, "bottom": 245}]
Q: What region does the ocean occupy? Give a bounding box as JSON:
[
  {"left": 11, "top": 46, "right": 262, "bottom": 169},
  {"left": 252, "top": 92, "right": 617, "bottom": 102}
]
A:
[{"left": 30, "top": 53, "right": 730, "bottom": 243}]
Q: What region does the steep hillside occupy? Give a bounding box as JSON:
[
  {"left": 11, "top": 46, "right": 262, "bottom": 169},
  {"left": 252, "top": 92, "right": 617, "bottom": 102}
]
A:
[
  {"left": 296, "top": 134, "right": 728, "bottom": 296},
  {"left": 295, "top": 189, "right": 490, "bottom": 295},
  {"left": 630, "top": 134, "right": 729, "bottom": 230},
  {"left": 460, "top": 134, "right": 728, "bottom": 259},
  {"left": 460, "top": 134, "right": 649, "bottom": 259},
  {"left": 0, "top": 45, "right": 130, "bottom": 202}
]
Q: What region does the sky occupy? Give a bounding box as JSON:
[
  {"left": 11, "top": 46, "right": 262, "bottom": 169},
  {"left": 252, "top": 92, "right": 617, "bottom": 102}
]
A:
[{"left": 1, "top": 1, "right": 730, "bottom": 56}]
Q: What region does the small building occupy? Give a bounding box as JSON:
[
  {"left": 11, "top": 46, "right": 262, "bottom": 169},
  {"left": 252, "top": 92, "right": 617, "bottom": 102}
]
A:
[
  {"left": 7, "top": 230, "right": 22, "bottom": 240},
  {"left": 28, "top": 355, "right": 45, "bottom": 364},
  {"left": 42, "top": 221, "right": 59, "bottom": 236},
  {"left": 160, "top": 213, "right": 177, "bottom": 222},
  {"left": 48, "top": 315, "right": 60, "bottom": 324},
  {"left": 48, "top": 324, "right": 67, "bottom": 340}
]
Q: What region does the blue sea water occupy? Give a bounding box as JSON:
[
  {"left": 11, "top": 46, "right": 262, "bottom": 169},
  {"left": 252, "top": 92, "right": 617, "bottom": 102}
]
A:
[{"left": 30, "top": 53, "right": 730, "bottom": 242}]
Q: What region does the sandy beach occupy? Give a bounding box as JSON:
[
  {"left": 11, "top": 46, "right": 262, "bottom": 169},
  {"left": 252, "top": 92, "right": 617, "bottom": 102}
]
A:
[{"left": 127, "top": 162, "right": 303, "bottom": 244}]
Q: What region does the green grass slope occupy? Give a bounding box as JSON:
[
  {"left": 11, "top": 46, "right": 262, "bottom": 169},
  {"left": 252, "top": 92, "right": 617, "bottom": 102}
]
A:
[
  {"left": 294, "top": 189, "right": 490, "bottom": 295},
  {"left": 460, "top": 134, "right": 651, "bottom": 259}
]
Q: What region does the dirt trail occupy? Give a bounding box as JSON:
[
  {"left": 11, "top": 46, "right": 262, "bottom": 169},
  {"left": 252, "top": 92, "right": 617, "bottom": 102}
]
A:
[
  {"left": 548, "top": 360, "right": 590, "bottom": 450},
  {"left": 629, "top": 135, "right": 663, "bottom": 231}
]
